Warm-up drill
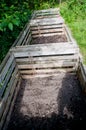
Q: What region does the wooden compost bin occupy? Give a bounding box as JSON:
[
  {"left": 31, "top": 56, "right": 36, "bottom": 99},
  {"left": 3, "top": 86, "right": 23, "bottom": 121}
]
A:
[{"left": 0, "top": 8, "right": 86, "bottom": 130}]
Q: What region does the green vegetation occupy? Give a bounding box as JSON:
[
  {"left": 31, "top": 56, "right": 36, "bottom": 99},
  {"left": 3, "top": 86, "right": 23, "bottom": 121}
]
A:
[
  {"left": 0, "top": 0, "right": 86, "bottom": 64},
  {"left": 60, "top": 0, "right": 86, "bottom": 64}
]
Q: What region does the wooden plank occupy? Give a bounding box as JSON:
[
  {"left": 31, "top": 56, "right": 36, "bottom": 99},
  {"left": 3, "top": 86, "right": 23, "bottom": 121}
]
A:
[
  {"left": 30, "top": 17, "right": 64, "bottom": 26},
  {"left": 10, "top": 42, "right": 77, "bottom": 52},
  {"left": 35, "top": 8, "right": 59, "bottom": 14},
  {"left": 32, "top": 32, "right": 64, "bottom": 37},
  {"left": 17, "top": 58, "right": 76, "bottom": 65},
  {"left": 25, "top": 33, "right": 32, "bottom": 45},
  {"left": 77, "top": 61, "right": 86, "bottom": 92},
  {"left": 0, "top": 54, "right": 14, "bottom": 83},
  {"left": 18, "top": 61, "right": 75, "bottom": 70},
  {"left": 0, "top": 52, "right": 10, "bottom": 73},
  {"left": 22, "top": 72, "right": 75, "bottom": 79},
  {"left": 0, "top": 67, "right": 18, "bottom": 120},
  {"left": 31, "top": 28, "right": 63, "bottom": 35},
  {"left": 31, "top": 25, "right": 63, "bottom": 30},
  {"left": 0, "top": 77, "right": 18, "bottom": 130},
  {"left": 3, "top": 78, "right": 21, "bottom": 130},
  {"left": 13, "top": 48, "right": 78, "bottom": 58},
  {"left": 64, "top": 24, "right": 79, "bottom": 47},
  {"left": 16, "top": 55, "right": 78, "bottom": 64},
  {"left": 0, "top": 60, "right": 16, "bottom": 98},
  {"left": 21, "top": 28, "right": 31, "bottom": 45},
  {"left": 12, "top": 23, "right": 29, "bottom": 47},
  {"left": 16, "top": 27, "right": 31, "bottom": 46},
  {"left": 20, "top": 68, "right": 75, "bottom": 75},
  {"left": 35, "top": 15, "right": 59, "bottom": 19}
]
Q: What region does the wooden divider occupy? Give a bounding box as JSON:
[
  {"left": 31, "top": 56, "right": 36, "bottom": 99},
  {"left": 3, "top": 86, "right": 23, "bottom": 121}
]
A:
[
  {"left": 10, "top": 41, "right": 79, "bottom": 79},
  {"left": 77, "top": 61, "right": 86, "bottom": 92},
  {"left": 0, "top": 52, "right": 21, "bottom": 129}
]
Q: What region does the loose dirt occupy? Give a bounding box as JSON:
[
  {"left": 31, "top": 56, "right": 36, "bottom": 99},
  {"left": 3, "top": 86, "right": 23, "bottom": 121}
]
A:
[
  {"left": 7, "top": 72, "right": 86, "bottom": 130},
  {"left": 31, "top": 35, "right": 67, "bottom": 44}
]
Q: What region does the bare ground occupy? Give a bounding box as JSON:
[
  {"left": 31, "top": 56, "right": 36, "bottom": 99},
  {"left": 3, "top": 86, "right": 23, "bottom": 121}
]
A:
[
  {"left": 7, "top": 72, "right": 86, "bottom": 130},
  {"left": 31, "top": 35, "right": 67, "bottom": 44}
]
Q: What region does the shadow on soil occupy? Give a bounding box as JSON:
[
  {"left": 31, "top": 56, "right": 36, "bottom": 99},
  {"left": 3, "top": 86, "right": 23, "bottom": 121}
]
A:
[{"left": 7, "top": 73, "right": 86, "bottom": 130}]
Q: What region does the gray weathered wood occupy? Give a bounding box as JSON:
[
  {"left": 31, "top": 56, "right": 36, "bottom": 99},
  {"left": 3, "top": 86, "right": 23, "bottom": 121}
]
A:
[
  {"left": 3, "top": 77, "right": 21, "bottom": 130},
  {"left": 0, "top": 60, "right": 16, "bottom": 98},
  {"left": 30, "top": 17, "right": 64, "bottom": 26},
  {"left": 0, "top": 77, "right": 18, "bottom": 130},
  {"left": 18, "top": 61, "right": 75, "bottom": 70},
  {"left": 0, "top": 54, "right": 14, "bottom": 83},
  {"left": 0, "top": 67, "right": 18, "bottom": 120}
]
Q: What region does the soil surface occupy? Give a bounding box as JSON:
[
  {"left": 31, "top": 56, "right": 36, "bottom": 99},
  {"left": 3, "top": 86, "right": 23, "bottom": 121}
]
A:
[
  {"left": 31, "top": 35, "right": 67, "bottom": 44},
  {"left": 7, "top": 72, "right": 86, "bottom": 130}
]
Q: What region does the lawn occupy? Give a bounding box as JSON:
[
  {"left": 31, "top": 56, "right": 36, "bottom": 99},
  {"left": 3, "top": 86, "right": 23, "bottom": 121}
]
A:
[{"left": 60, "top": 1, "right": 86, "bottom": 64}]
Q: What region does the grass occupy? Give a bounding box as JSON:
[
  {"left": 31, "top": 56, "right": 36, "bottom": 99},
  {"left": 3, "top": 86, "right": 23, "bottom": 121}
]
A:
[{"left": 60, "top": 1, "right": 86, "bottom": 64}]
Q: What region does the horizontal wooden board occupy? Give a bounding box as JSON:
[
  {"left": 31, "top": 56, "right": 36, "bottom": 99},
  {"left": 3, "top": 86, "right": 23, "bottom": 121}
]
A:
[
  {"left": 16, "top": 55, "right": 78, "bottom": 64},
  {"left": 20, "top": 68, "right": 75, "bottom": 75},
  {"left": 12, "top": 48, "right": 78, "bottom": 58},
  {"left": 35, "top": 8, "right": 59, "bottom": 14},
  {"left": 34, "top": 15, "right": 59, "bottom": 19},
  {"left": 31, "top": 25, "right": 63, "bottom": 30},
  {"left": 30, "top": 17, "right": 64, "bottom": 26},
  {"left": 22, "top": 72, "right": 76, "bottom": 79},
  {"left": 31, "top": 28, "right": 63, "bottom": 35},
  {"left": 18, "top": 61, "right": 75, "bottom": 70},
  {"left": 10, "top": 42, "right": 78, "bottom": 51},
  {"left": 32, "top": 32, "right": 64, "bottom": 37}
]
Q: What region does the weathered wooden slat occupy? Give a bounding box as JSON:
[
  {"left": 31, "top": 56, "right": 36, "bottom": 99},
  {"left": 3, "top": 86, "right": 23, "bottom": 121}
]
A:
[
  {"left": 10, "top": 42, "right": 77, "bottom": 51},
  {"left": 20, "top": 68, "right": 75, "bottom": 75},
  {"left": 77, "top": 61, "right": 86, "bottom": 92},
  {"left": 16, "top": 26, "right": 31, "bottom": 46},
  {"left": 22, "top": 72, "right": 76, "bottom": 79},
  {"left": 17, "top": 58, "right": 77, "bottom": 65},
  {"left": 25, "top": 33, "right": 32, "bottom": 45},
  {"left": 35, "top": 15, "right": 59, "bottom": 19},
  {"left": 21, "top": 28, "right": 31, "bottom": 45},
  {"left": 31, "top": 25, "right": 63, "bottom": 30},
  {"left": 0, "top": 54, "right": 14, "bottom": 83},
  {"left": 0, "top": 67, "right": 18, "bottom": 121},
  {"left": 3, "top": 77, "right": 21, "bottom": 130},
  {"left": 64, "top": 24, "right": 79, "bottom": 47},
  {"left": 31, "top": 28, "right": 63, "bottom": 35},
  {"left": 32, "top": 32, "right": 64, "bottom": 37},
  {"left": 18, "top": 61, "right": 75, "bottom": 70},
  {"left": 0, "top": 77, "right": 18, "bottom": 130},
  {"left": 0, "top": 60, "right": 16, "bottom": 98},
  {"left": 12, "top": 48, "right": 78, "bottom": 58},
  {"left": 0, "top": 52, "right": 10, "bottom": 74},
  {"left": 30, "top": 17, "right": 64, "bottom": 26},
  {"left": 35, "top": 8, "right": 59, "bottom": 14},
  {"left": 16, "top": 55, "right": 78, "bottom": 64},
  {"left": 12, "top": 23, "right": 29, "bottom": 47}
]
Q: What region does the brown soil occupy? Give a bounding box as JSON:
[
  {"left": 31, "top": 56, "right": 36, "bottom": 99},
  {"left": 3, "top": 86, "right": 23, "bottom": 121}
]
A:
[
  {"left": 31, "top": 35, "right": 67, "bottom": 44},
  {"left": 7, "top": 72, "right": 86, "bottom": 130}
]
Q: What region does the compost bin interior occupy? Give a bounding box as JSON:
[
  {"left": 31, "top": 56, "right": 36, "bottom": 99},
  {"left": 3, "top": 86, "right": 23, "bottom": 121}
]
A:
[
  {"left": 31, "top": 34, "right": 68, "bottom": 44},
  {"left": 7, "top": 71, "right": 86, "bottom": 130}
]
